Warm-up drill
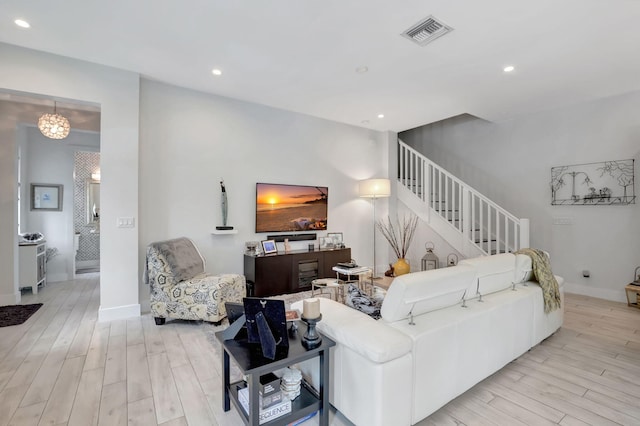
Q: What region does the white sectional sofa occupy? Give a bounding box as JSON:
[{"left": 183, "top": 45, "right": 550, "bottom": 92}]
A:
[{"left": 291, "top": 253, "right": 564, "bottom": 426}]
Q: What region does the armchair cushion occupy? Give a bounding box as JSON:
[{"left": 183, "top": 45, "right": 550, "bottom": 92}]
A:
[{"left": 151, "top": 237, "right": 205, "bottom": 282}]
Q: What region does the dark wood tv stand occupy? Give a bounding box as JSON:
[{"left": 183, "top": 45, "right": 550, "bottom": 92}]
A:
[{"left": 244, "top": 248, "right": 351, "bottom": 297}]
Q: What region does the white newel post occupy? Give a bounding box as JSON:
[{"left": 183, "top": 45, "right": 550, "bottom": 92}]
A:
[{"left": 519, "top": 218, "right": 530, "bottom": 250}]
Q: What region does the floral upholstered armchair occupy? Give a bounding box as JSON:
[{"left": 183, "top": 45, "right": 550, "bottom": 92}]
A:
[{"left": 144, "top": 237, "right": 246, "bottom": 325}]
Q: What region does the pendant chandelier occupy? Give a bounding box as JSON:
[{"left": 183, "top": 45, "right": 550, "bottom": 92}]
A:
[{"left": 38, "top": 102, "right": 70, "bottom": 139}]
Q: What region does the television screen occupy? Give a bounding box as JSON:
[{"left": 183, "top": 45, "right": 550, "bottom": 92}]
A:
[{"left": 256, "top": 183, "right": 328, "bottom": 233}]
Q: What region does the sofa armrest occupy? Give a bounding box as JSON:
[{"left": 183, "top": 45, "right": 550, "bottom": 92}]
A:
[{"left": 292, "top": 298, "right": 411, "bottom": 363}]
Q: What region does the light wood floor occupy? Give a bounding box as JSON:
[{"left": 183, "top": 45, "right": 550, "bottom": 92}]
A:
[{"left": 1, "top": 275, "right": 639, "bottom": 426}]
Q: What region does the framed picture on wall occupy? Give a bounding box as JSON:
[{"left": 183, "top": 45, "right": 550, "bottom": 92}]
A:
[{"left": 31, "top": 183, "right": 63, "bottom": 211}]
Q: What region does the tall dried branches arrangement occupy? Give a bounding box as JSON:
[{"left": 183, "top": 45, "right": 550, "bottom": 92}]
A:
[{"left": 376, "top": 214, "right": 419, "bottom": 259}]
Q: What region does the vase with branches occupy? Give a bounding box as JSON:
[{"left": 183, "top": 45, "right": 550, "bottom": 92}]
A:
[{"left": 376, "top": 214, "right": 419, "bottom": 276}]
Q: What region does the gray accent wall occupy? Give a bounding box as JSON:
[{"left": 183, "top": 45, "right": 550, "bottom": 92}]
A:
[{"left": 400, "top": 92, "right": 640, "bottom": 302}]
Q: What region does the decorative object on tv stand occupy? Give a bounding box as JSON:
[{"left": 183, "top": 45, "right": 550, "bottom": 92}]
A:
[
  {"left": 359, "top": 178, "right": 391, "bottom": 278},
  {"left": 550, "top": 159, "right": 635, "bottom": 205},
  {"left": 301, "top": 298, "right": 322, "bottom": 349},
  {"left": 216, "top": 178, "right": 234, "bottom": 230},
  {"left": 421, "top": 242, "right": 439, "bottom": 271},
  {"left": 377, "top": 213, "right": 419, "bottom": 277},
  {"left": 633, "top": 266, "right": 640, "bottom": 285},
  {"left": 245, "top": 241, "right": 259, "bottom": 255},
  {"left": 447, "top": 253, "right": 459, "bottom": 267},
  {"left": 38, "top": 101, "right": 70, "bottom": 140}
]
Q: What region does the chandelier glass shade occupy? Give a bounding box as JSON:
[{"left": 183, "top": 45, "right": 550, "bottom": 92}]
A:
[{"left": 38, "top": 104, "right": 70, "bottom": 139}]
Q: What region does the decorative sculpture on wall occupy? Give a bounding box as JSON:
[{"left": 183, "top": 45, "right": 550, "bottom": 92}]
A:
[
  {"left": 551, "top": 159, "right": 635, "bottom": 205},
  {"left": 216, "top": 178, "right": 234, "bottom": 230}
]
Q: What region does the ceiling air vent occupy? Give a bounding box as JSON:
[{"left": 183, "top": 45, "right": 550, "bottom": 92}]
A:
[{"left": 401, "top": 15, "right": 453, "bottom": 46}]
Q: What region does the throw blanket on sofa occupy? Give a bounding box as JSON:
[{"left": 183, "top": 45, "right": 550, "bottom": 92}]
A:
[{"left": 515, "top": 248, "right": 561, "bottom": 313}]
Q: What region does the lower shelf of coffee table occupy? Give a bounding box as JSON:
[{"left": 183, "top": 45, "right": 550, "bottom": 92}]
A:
[{"left": 230, "top": 380, "right": 320, "bottom": 425}]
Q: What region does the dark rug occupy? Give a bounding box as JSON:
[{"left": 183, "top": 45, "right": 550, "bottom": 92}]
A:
[{"left": 0, "top": 304, "right": 43, "bottom": 327}]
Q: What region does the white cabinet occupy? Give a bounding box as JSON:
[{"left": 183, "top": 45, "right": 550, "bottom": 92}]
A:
[{"left": 19, "top": 242, "right": 46, "bottom": 294}]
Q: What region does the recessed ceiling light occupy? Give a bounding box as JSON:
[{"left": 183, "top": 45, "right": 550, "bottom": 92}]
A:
[
  {"left": 356, "top": 66, "right": 369, "bottom": 74},
  {"left": 211, "top": 68, "right": 222, "bottom": 76},
  {"left": 377, "top": 114, "right": 385, "bottom": 119},
  {"left": 503, "top": 65, "right": 515, "bottom": 73},
  {"left": 14, "top": 19, "right": 30, "bottom": 28},
  {"left": 361, "top": 120, "right": 370, "bottom": 124}
]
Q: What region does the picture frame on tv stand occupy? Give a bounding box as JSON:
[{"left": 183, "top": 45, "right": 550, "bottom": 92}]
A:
[
  {"left": 319, "top": 236, "right": 334, "bottom": 250},
  {"left": 261, "top": 240, "right": 277, "bottom": 255}
]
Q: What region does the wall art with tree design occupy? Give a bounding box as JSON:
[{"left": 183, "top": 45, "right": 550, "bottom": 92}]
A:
[{"left": 550, "top": 159, "right": 635, "bottom": 205}]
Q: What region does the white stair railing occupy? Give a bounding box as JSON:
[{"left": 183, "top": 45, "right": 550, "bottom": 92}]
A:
[{"left": 398, "top": 140, "right": 529, "bottom": 256}]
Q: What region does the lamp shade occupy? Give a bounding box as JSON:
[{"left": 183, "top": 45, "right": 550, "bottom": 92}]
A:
[
  {"left": 359, "top": 178, "right": 391, "bottom": 198},
  {"left": 38, "top": 112, "right": 70, "bottom": 139}
]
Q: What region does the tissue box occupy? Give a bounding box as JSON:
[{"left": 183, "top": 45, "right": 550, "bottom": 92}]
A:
[{"left": 259, "top": 373, "right": 283, "bottom": 408}]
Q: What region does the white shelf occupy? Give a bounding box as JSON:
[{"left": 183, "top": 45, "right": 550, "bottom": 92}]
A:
[{"left": 211, "top": 229, "right": 238, "bottom": 235}]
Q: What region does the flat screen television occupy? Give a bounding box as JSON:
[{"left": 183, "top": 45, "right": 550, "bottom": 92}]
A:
[{"left": 256, "top": 183, "right": 328, "bottom": 233}]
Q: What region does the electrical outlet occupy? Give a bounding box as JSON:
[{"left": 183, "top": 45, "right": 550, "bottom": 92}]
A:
[{"left": 553, "top": 217, "right": 573, "bottom": 225}]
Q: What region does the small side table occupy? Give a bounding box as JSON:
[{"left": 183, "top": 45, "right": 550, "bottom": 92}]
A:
[
  {"left": 332, "top": 266, "right": 374, "bottom": 296},
  {"left": 216, "top": 322, "right": 335, "bottom": 426},
  {"left": 311, "top": 278, "right": 345, "bottom": 303},
  {"left": 625, "top": 284, "right": 640, "bottom": 309}
]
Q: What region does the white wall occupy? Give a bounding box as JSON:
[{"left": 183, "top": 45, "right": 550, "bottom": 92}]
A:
[
  {"left": 0, "top": 102, "right": 20, "bottom": 304},
  {"left": 400, "top": 92, "right": 640, "bottom": 301},
  {"left": 0, "top": 43, "right": 140, "bottom": 320},
  {"left": 138, "top": 80, "right": 389, "bottom": 309}
]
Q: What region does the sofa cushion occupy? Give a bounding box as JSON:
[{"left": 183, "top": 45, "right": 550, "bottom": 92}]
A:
[
  {"left": 291, "top": 298, "right": 412, "bottom": 363},
  {"left": 380, "top": 265, "right": 477, "bottom": 323},
  {"left": 458, "top": 253, "right": 516, "bottom": 297},
  {"left": 151, "top": 237, "right": 205, "bottom": 283},
  {"left": 515, "top": 254, "right": 533, "bottom": 283}
]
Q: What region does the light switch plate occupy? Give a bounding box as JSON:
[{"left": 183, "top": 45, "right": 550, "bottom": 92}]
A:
[{"left": 117, "top": 217, "right": 135, "bottom": 228}]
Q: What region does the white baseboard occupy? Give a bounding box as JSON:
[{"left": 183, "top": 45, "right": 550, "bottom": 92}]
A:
[
  {"left": 98, "top": 303, "right": 140, "bottom": 322},
  {"left": 563, "top": 282, "right": 627, "bottom": 303},
  {"left": 0, "top": 291, "right": 21, "bottom": 305},
  {"left": 139, "top": 299, "right": 150, "bottom": 314},
  {"left": 76, "top": 260, "right": 100, "bottom": 269},
  {"left": 47, "top": 272, "right": 71, "bottom": 283}
]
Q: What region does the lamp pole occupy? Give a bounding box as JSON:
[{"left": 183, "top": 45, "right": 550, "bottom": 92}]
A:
[
  {"left": 372, "top": 195, "right": 378, "bottom": 279},
  {"left": 359, "top": 178, "right": 391, "bottom": 279}
]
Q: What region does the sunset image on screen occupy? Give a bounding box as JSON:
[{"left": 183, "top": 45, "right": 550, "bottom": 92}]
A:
[{"left": 256, "top": 183, "right": 327, "bottom": 232}]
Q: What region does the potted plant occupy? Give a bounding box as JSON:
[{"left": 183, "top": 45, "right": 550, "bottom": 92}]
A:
[{"left": 376, "top": 214, "right": 419, "bottom": 276}]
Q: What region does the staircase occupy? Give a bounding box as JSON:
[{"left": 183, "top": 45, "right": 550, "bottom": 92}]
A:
[{"left": 397, "top": 139, "right": 529, "bottom": 258}]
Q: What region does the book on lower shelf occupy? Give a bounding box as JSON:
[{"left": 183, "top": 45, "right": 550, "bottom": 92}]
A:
[
  {"left": 287, "top": 410, "right": 317, "bottom": 426},
  {"left": 237, "top": 386, "right": 292, "bottom": 424}
]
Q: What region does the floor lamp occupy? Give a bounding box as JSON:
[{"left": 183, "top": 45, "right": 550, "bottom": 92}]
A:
[{"left": 359, "top": 178, "right": 391, "bottom": 279}]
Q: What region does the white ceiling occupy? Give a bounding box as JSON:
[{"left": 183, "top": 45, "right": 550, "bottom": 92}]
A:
[{"left": 2, "top": 0, "right": 639, "bottom": 132}]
